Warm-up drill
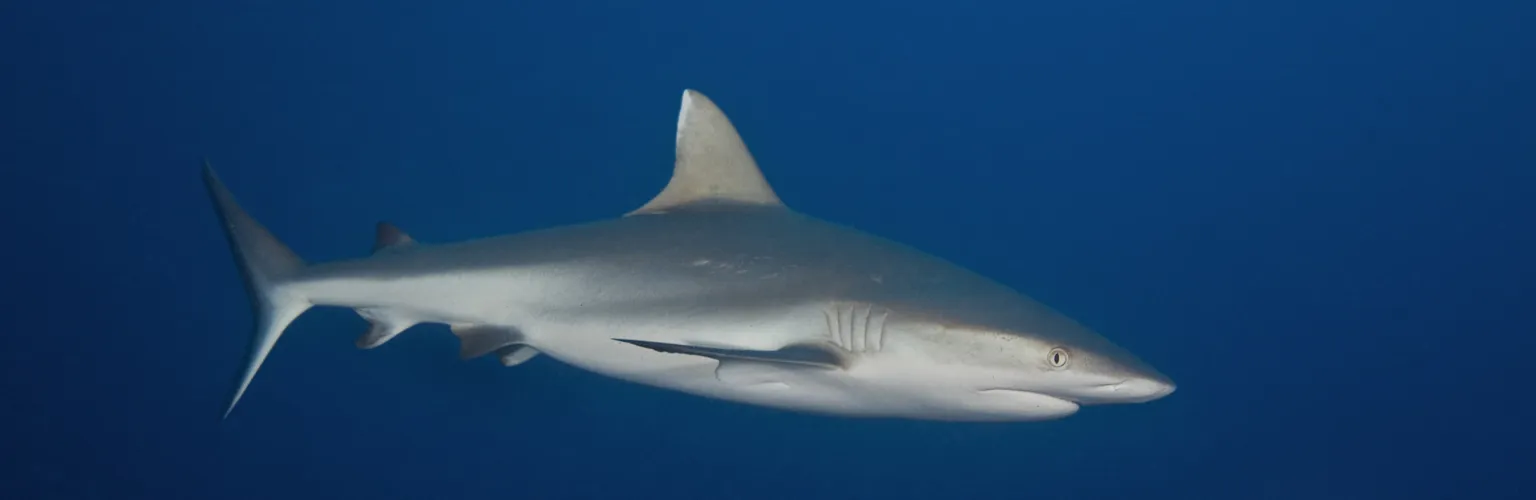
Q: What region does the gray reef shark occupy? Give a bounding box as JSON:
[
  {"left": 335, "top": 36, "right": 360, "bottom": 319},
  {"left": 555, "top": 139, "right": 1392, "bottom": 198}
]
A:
[{"left": 205, "top": 89, "right": 1175, "bottom": 422}]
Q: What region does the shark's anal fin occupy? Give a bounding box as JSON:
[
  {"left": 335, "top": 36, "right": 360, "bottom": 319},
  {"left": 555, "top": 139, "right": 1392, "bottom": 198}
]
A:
[
  {"left": 627, "top": 90, "right": 784, "bottom": 216},
  {"left": 452, "top": 325, "right": 528, "bottom": 361},
  {"left": 372, "top": 222, "right": 418, "bottom": 255},
  {"left": 354, "top": 308, "right": 417, "bottom": 349},
  {"left": 613, "top": 339, "right": 845, "bottom": 370}
]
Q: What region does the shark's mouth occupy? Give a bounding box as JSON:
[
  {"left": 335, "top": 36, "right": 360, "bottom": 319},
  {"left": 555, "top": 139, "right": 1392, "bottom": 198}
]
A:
[
  {"left": 975, "top": 389, "right": 1081, "bottom": 419},
  {"left": 1008, "top": 377, "right": 1178, "bottom": 405}
]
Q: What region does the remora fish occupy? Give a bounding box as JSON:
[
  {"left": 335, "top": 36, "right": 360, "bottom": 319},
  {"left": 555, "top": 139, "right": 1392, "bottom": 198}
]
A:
[{"left": 205, "top": 89, "right": 1174, "bottom": 421}]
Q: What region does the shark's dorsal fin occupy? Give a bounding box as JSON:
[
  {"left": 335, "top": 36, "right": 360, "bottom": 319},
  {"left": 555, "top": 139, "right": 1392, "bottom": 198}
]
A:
[{"left": 627, "top": 89, "right": 784, "bottom": 216}]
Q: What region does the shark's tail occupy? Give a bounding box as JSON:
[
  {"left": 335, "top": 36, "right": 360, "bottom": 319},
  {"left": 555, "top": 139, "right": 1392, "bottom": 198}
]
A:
[{"left": 202, "top": 162, "right": 313, "bottom": 419}]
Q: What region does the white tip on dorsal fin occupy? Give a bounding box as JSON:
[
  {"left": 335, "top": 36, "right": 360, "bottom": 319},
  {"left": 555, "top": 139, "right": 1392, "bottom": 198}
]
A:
[{"left": 627, "top": 89, "right": 784, "bottom": 216}]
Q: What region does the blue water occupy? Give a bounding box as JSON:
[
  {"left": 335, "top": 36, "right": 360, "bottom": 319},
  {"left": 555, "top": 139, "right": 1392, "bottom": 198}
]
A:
[{"left": 3, "top": 1, "right": 1532, "bottom": 498}]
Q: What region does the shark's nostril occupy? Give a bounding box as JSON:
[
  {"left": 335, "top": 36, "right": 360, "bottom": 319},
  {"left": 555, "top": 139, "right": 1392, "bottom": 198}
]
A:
[
  {"left": 1094, "top": 380, "right": 1130, "bottom": 391},
  {"left": 1085, "top": 378, "right": 1174, "bottom": 401}
]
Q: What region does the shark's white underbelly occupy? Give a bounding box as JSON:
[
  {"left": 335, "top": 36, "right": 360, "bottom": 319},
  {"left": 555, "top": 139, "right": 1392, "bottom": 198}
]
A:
[
  {"left": 518, "top": 317, "right": 1081, "bottom": 421},
  {"left": 302, "top": 266, "right": 1066, "bottom": 420},
  {"left": 519, "top": 305, "right": 907, "bottom": 417},
  {"left": 532, "top": 332, "right": 903, "bottom": 417},
  {"left": 303, "top": 271, "right": 895, "bottom": 416}
]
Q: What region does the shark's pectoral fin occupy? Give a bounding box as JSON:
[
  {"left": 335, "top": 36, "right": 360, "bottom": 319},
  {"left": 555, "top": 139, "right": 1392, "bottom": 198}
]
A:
[
  {"left": 613, "top": 339, "right": 846, "bottom": 370},
  {"left": 452, "top": 325, "right": 528, "bottom": 360},
  {"left": 614, "top": 339, "right": 843, "bottom": 387}
]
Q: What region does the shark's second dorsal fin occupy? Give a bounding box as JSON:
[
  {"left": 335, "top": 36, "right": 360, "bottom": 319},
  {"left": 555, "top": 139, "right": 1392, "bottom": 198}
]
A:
[
  {"left": 627, "top": 89, "right": 784, "bottom": 216},
  {"left": 373, "top": 221, "right": 417, "bottom": 255}
]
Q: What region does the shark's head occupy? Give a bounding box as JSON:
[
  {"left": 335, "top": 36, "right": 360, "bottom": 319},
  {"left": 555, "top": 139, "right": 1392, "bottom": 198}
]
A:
[
  {"left": 987, "top": 327, "right": 1177, "bottom": 405},
  {"left": 883, "top": 305, "right": 1176, "bottom": 421}
]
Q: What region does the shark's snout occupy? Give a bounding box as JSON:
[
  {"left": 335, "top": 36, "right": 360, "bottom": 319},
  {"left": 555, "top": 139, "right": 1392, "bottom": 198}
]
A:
[
  {"left": 1092, "top": 346, "right": 1176, "bottom": 403},
  {"left": 1100, "top": 375, "right": 1176, "bottom": 403}
]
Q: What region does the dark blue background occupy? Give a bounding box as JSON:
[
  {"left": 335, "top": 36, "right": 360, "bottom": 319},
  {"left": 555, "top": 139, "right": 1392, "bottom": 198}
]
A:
[{"left": 3, "top": 1, "right": 1532, "bottom": 498}]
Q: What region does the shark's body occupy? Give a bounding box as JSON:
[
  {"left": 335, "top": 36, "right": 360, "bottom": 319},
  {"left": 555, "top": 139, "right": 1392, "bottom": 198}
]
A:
[{"left": 206, "top": 90, "right": 1174, "bottom": 422}]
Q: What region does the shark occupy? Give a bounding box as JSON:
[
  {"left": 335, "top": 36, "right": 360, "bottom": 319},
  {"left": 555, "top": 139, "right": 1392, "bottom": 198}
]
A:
[{"left": 204, "top": 89, "right": 1175, "bottom": 422}]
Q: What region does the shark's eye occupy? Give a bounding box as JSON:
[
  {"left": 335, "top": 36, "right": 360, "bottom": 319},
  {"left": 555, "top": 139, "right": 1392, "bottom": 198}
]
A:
[{"left": 1047, "top": 348, "right": 1070, "bottom": 368}]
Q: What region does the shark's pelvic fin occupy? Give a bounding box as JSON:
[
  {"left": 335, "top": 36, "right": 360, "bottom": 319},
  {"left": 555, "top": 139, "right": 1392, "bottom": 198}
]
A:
[
  {"left": 452, "top": 324, "right": 527, "bottom": 360},
  {"left": 372, "top": 221, "right": 417, "bottom": 255},
  {"left": 628, "top": 89, "right": 784, "bottom": 216},
  {"left": 495, "top": 345, "right": 540, "bottom": 367},
  {"left": 613, "top": 339, "right": 846, "bottom": 370},
  {"left": 202, "top": 161, "right": 313, "bottom": 419}
]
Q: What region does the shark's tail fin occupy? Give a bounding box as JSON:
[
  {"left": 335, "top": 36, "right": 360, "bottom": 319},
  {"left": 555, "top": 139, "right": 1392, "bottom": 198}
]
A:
[{"left": 201, "top": 161, "right": 312, "bottom": 419}]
